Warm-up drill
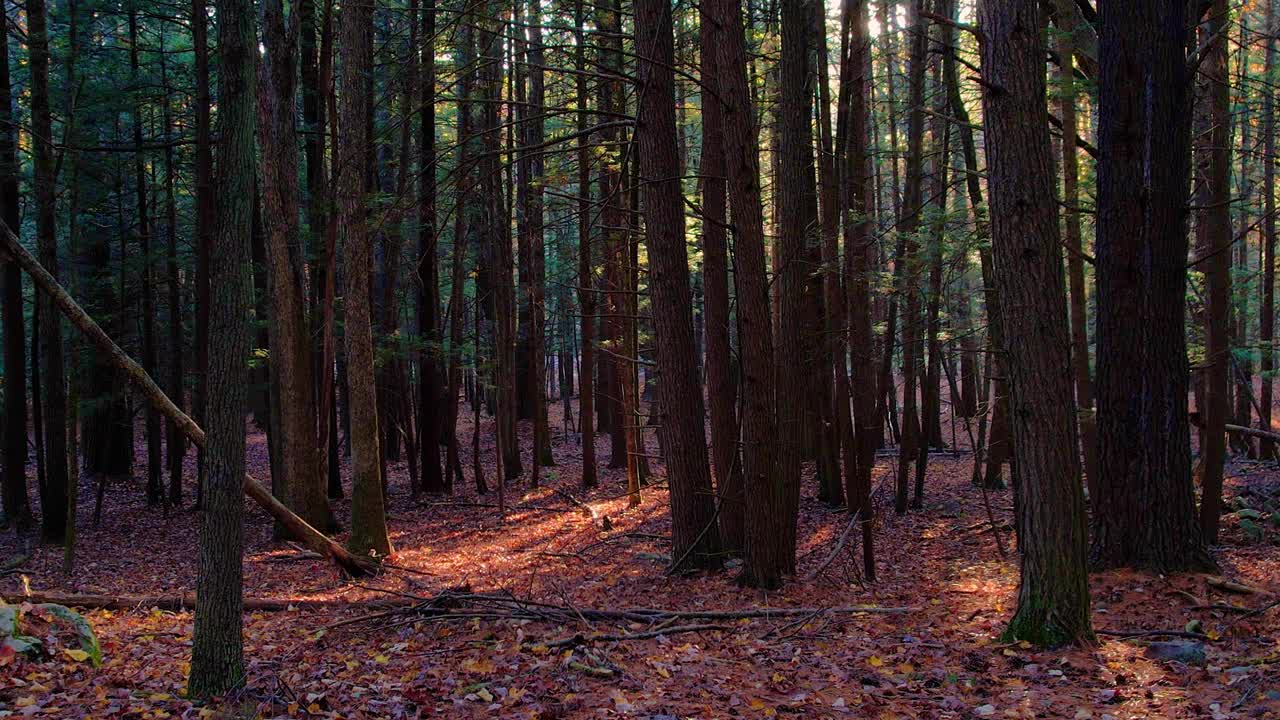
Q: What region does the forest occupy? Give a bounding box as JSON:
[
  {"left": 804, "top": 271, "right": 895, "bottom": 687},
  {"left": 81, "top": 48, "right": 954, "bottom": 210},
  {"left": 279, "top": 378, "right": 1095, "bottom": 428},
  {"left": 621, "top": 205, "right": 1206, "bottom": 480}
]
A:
[{"left": 0, "top": 0, "right": 1279, "bottom": 715}]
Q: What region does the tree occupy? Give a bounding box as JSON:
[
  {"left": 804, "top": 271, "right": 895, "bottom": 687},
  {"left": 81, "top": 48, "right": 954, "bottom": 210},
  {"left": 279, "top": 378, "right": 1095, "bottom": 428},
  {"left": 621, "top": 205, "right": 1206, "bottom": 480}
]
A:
[
  {"left": 708, "top": 0, "right": 787, "bottom": 588},
  {"left": 978, "top": 0, "right": 1094, "bottom": 648},
  {"left": 1194, "top": 0, "right": 1232, "bottom": 544},
  {"left": 698, "top": 2, "right": 744, "bottom": 553},
  {"left": 418, "top": 0, "right": 446, "bottom": 494},
  {"left": 0, "top": 0, "right": 30, "bottom": 531},
  {"left": 338, "top": 0, "right": 393, "bottom": 560},
  {"left": 1263, "top": 0, "right": 1278, "bottom": 461},
  {"left": 635, "top": 0, "right": 722, "bottom": 570},
  {"left": 575, "top": 0, "right": 598, "bottom": 490},
  {"left": 1091, "top": 0, "right": 1215, "bottom": 572},
  {"left": 188, "top": 0, "right": 256, "bottom": 694},
  {"left": 30, "top": 0, "right": 69, "bottom": 542},
  {"left": 260, "top": 0, "right": 336, "bottom": 533}
]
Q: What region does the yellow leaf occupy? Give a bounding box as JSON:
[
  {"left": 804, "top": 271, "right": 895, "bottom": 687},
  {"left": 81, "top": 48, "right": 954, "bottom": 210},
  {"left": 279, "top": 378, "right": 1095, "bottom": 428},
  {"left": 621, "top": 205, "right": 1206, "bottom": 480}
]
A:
[
  {"left": 867, "top": 655, "right": 885, "bottom": 667},
  {"left": 15, "top": 697, "right": 35, "bottom": 708},
  {"left": 463, "top": 657, "right": 496, "bottom": 674},
  {"left": 655, "top": 666, "right": 670, "bottom": 678},
  {"left": 307, "top": 703, "right": 322, "bottom": 713},
  {"left": 374, "top": 654, "right": 390, "bottom": 664},
  {"left": 476, "top": 688, "right": 494, "bottom": 703},
  {"left": 896, "top": 663, "right": 915, "bottom": 674},
  {"left": 148, "top": 694, "right": 172, "bottom": 702},
  {"left": 63, "top": 649, "right": 90, "bottom": 663}
]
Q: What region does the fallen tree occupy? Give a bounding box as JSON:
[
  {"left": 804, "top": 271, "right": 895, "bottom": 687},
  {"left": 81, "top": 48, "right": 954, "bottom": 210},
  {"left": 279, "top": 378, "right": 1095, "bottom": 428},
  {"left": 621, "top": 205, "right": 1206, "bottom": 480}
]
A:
[
  {"left": 0, "top": 223, "right": 375, "bottom": 578},
  {"left": 1, "top": 592, "right": 409, "bottom": 612}
]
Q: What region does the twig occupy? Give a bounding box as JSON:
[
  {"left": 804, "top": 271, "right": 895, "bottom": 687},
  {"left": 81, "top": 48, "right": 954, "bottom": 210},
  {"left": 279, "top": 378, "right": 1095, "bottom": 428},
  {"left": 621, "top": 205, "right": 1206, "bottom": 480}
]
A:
[
  {"left": 543, "top": 623, "right": 729, "bottom": 649},
  {"left": 804, "top": 511, "right": 861, "bottom": 581}
]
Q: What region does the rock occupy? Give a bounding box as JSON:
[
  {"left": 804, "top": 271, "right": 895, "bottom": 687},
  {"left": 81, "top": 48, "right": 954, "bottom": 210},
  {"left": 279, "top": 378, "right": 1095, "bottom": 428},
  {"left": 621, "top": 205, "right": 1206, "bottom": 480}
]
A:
[
  {"left": 1143, "top": 641, "right": 1206, "bottom": 666},
  {"left": 974, "top": 704, "right": 996, "bottom": 717}
]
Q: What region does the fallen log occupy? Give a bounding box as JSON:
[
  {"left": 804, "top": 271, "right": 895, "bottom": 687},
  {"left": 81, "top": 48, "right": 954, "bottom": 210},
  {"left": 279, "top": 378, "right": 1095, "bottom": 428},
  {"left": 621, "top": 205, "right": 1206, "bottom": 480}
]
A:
[
  {"left": 1, "top": 592, "right": 415, "bottom": 612},
  {"left": 0, "top": 223, "right": 375, "bottom": 578}
]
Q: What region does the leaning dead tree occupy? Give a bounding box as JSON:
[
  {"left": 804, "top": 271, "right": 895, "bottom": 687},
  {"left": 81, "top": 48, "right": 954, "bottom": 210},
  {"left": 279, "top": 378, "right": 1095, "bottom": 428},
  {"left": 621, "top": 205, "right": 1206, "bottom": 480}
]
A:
[{"left": 0, "top": 222, "right": 375, "bottom": 577}]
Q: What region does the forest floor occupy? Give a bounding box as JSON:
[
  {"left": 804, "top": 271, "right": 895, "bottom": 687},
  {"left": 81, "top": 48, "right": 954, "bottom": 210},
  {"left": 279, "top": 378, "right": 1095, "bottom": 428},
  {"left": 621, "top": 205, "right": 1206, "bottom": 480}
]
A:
[{"left": 1, "top": 403, "right": 1279, "bottom": 719}]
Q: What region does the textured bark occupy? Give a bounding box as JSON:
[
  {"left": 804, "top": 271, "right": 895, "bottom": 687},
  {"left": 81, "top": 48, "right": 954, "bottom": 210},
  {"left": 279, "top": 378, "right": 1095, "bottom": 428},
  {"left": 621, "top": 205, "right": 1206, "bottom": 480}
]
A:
[
  {"left": 418, "top": 0, "right": 446, "bottom": 494},
  {"left": 838, "top": 0, "right": 876, "bottom": 581},
  {"left": 1264, "top": 2, "right": 1278, "bottom": 461},
  {"left": 598, "top": 0, "right": 628, "bottom": 472},
  {"left": 895, "top": 0, "right": 927, "bottom": 514},
  {"left": 1091, "top": 0, "right": 1214, "bottom": 572},
  {"left": 575, "top": 0, "right": 598, "bottom": 490},
  {"left": 30, "top": 0, "right": 68, "bottom": 541},
  {"left": 338, "top": 0, "right": 393, "bottom": 559},
  {"left": 260, "top": 0, "right": 335, "bottom": 534},
  {"left": 1055, "top": 15, "right": 1098, "bottom": 502},
  {"left": 159, "top": 38, "right": 185, "bottom": 507},
  {"left": 978, "top": 0, "right": 1094, "bottom": 648},
  {"left": 0, "top": 0, "right": 31, "bottom": 530},
  {"left": 698, "top": 5, "right": 744, "bottom": 553},
  {"left": 192, "top": 0, "right": 214, "bottom": 506},
  {"left": 127, "top": 2, "right": 163, "bottom": 508},
  {"left": 636, "top": 0, "right": 723, "bottom": 569},
  {"left": 1194, "top": 0, "right": 1231, "bottom": 544},
  {"left": 188, "top": 0, "right": 255, "bottom": 693},
  {"left": 709, "top": 0, "right": 787, "bottom": 588}
]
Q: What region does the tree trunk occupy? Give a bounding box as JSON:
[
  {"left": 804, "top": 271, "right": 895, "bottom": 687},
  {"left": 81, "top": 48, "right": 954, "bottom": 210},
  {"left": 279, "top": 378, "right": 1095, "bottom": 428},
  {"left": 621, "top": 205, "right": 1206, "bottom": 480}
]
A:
[
  {"left": 1194, "top": 0, "right": 1232, "bottom": 545},
  {"left": 708, "top": 0, "right": 787, "bottom": 588},
  {"left": 30, "top": 0, "right": 68, "bottom": 541},
  {"left": 838, "top": 0, "right": 877, "bottom": 581},
  {"left": 895, "top": 0, "right": 927, "bottom": 514},
  {"left": 192, "top": 0, "right": 214, "bottom": 508},
  {"left": 338, "top": 0, "right": 393, "bottom": 559},
  {"left": 1091, "top": 0, "right": 1215, "bottom": 572},
  {"left": 575, "top": 0, "right": 598, "bottom": 489},
  {"left": 1263, "top": 1, "right": 1278, "bottom": 461},
  {"left": 978, "top": 0, "right": 1094, "bottom": 648},
  {"left": 699, "top": 3, "right": 744, "bottom": 553},
  {"left": 636, "top": 0, "right": 723, "bottom": 570},
  {"left": 260, "top": 0, "right": 335, "bottom": 535},
  {"left": 188, "top": 0, "right": 256, "bottom": 693},
  {"left": 1055, "top": 13, "right": 1098, "bottom": 502}
]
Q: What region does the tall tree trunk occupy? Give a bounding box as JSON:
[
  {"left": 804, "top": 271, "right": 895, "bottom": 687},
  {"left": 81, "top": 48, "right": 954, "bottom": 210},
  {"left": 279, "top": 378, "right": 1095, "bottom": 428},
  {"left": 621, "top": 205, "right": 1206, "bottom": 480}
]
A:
[
  {"left": 1, "top": 0, "right": 31, "bottom": 530},
  {"left": 30, "top": 0, "right": 68, "bottom": 540},
  {"left": 1091, "top": 0, "right": 1215, "bottom": 572},
  {"left": 708, "top": 0, "right": 787, "bottom": 588},
  {"left": 192, "top": 0, "right": 214, "bottom": 509},
  {"left": 636, "top": 0, "right": 723, "bottom": 569},
  {"left": 128, "top": 2, "right": 163, "bottom": 508},
  {"left": 838, "top": 0, "right": 877, "bottom": 582},
  {"left": 338, "top": 0, "right": 393, "bottom": 559},
  {"left": 260, "top": 0, "right": 335, "bottom": 534},
  {"left": 1263, "top": 1, "right": 1278, "bottom": 461},
  {"left": 418, "top": 0, "right": 446, "bottom": 494},
  {"left": 575, "top": 0, "right": 598, "bottom": 489},
  {"left": 1194, "top": 0, "right": 1231, "bottom": 545},
  {"left": 894, "top": 0, "right": 927, "bottom": 514},
  {"left": 699, "top": 3, "right": 744, "bottom": 553},
  {"left": 188, "top": 0, "right": 256, "bottom": 693},
  {"left": 978, "top": 0, "right": 1094, "bottom": 648},
  {"left": 160, "top": 34, "right": 185, "bottom": 507},
  {"left": 526, "top": 0, "right": 552, "bottom": 474},
  {"left": 1055, "top": 11, "right": 1098, "bottom": 502}
]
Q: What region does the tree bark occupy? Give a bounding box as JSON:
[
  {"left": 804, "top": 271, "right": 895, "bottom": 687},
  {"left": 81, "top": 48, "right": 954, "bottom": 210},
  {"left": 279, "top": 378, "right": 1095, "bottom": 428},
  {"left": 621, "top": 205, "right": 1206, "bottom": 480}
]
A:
[
  {"left": 575, "top": 0, "right": 598, "bottom": 490},
  {"left": 699, "top": 3, "right": 744, "bottom": 553},
  {"left": 188, "top": 0, "right": 256, "bottom": 693},
  {"left": 708, "top": 0, "right": 787, "bottom": 588},
  {"left": 1092, "top": 0, "right": 1215, "bottom": 572},
  {"left": 635, "top": 0, "right": 723, "bottom": 570},
  {"left": 30, "top": 0, "right": 68, "bottom": 541},
  {"left": 260, "top": 0, "right": 336, "bottom": 535},
  {"left": 338, "top": 0, "right": 393, "bottom": 559},
  {"left": 978, "top": 0, "right": 1094, "bottom": 648}
]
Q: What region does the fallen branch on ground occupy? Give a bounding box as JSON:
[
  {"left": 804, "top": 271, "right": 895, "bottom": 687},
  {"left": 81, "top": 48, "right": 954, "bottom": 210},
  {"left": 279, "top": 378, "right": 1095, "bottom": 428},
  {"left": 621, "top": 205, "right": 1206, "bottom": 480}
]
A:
[
  {"left": 1097, "top": 629, "right": 1211, "bottom": 641},
  {"left": 0, "top": 223, "right": 375, "bottom": 578},
  {"left": 543, "top": 623, "right": 729, "bottom": 649},
  {"left": 0, "top": 592, "right": 415, "bottom": 612},
  {"left": 804, "top": 511, "right": 861, "bottom": 581}
]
